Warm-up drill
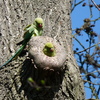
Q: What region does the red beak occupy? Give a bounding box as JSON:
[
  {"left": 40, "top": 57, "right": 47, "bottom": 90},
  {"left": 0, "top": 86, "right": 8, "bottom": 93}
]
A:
[
  {"left": 50, "top": 48, "right": 54, "bottom": 52},
  {"left": 38, "top": 24, "right": 42, "bottom": 28}
]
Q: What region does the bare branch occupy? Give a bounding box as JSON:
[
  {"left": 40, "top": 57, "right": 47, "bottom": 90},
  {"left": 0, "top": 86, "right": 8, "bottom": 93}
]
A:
[
  {"left": 75, "top": 42, "right": 100, "bottom": 54},
  {"left": 91, "top": 0, "right": 100, "bottom": 11},
  {"left": 71, "top": 0, "right": 85, "bottom": 12}
]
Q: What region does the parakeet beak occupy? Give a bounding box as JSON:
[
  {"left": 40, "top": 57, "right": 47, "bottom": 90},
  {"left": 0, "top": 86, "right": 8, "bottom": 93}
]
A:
[
  {"left": 38, "top": 23, "right": 42, "bottom": 28},
  {"left": 50, "top": 48, "right": 54, "bottom": 52}
]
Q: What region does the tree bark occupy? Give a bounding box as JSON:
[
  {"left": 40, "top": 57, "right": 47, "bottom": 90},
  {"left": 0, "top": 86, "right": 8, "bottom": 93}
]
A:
[{"left": 0, "top": 0, "right": 85, "bottom": 100}]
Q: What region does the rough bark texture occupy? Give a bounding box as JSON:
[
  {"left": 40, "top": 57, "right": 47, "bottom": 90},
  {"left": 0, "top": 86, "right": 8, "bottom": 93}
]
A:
[{"left": 0, "top": 0, "right": 85, "bottom": 100}]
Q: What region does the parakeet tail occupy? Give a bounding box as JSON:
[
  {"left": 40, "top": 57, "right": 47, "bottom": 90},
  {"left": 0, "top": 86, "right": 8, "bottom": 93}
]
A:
[{"left": 0, "top": 44, "right": 26, "bottom": 69}]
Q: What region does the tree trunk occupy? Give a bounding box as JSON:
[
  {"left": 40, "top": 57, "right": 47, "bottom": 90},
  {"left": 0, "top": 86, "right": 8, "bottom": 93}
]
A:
[{"left": 0, "top": 0, "right": 85, "bottom": 100}]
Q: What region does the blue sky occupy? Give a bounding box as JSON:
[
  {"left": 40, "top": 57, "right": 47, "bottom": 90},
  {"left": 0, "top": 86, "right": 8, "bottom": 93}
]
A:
[{"left": 71, "top": 0, "right": 100, "bottom": 99}]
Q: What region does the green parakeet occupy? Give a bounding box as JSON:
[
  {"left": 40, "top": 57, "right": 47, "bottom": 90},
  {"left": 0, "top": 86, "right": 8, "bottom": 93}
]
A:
[
  {"left": 43, "top": 42, "right": 56, "bottom": 57},
  {"left": 0, "top": 18, "right": 44, "bottom": 69}
]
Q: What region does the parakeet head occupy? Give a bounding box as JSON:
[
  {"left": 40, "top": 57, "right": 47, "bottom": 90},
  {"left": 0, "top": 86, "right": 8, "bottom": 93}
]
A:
[
  {"left": 43, "top": 42, "right": 56, "bottom": 57},
  {"left": 34, "top": 18, "right": 44, "bottom": 28},
  {"left": 45, "top": 42, "right": 54, "bottom": 48},
  {"left": 45, "top": 42, "right": 54, "bottom": 51}
]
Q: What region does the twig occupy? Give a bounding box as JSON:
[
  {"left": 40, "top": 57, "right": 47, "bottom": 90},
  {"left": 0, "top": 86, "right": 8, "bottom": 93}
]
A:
[
  {"left": 81, "top": 70, "right": 100, "bottom": 77},
  {"left": 91, "top": 0, "right": 100, "bottom": 11},
  {"left": 71, "top": 0, "right": 85, "bottom": 12},
  {"left": 89, "top": 0, "right": 93, "bottom": 18},
  {"left": 73, "top": 36, "right": 89, "bottom": 53},
  {"left": 83, "top": 80, "right": 100, "bottom": 85},
  {"left": 91, "top": 17, "right": 100, "bottom": 22},
  {"left": 75, "top": 42, "right": 100, "bottom": 54}
]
